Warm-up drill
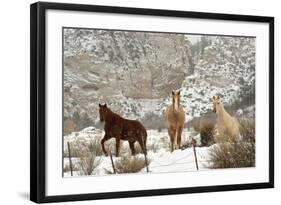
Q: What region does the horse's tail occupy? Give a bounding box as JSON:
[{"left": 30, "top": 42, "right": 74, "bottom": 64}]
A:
[
  {"left": 141, "top": 128, "right": 149, "bottom": 172},
  {"left": 142, "top": 128, "right": 147, "bottom": 155},
  {"left": 137, "top": 121, "right": 148, "bottom": 155}
]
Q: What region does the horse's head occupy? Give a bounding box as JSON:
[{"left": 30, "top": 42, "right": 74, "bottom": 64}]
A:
[
  {"left": 99, "top": 103, "right": 108, "bottom": 122},
  {"left": 172, "top": 90, "right": 181, "bottom": 113},
  {"left": 212, "top": 95, "right": 221, "bottom": 113}
]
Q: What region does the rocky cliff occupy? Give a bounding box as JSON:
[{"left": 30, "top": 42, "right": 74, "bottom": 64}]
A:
[
  {"left": 64, "top": 28, "right": 194, "bottom": 121},
  {"left": 63, "top": 28, "right": 255, "bottom": 128}
]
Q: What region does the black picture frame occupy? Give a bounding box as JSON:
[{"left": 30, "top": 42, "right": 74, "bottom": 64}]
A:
[{"left": 30, "top": 1, "right": 274, "bottom": 203}]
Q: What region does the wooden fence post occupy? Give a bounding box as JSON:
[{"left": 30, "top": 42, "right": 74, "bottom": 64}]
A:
[
  {"left": 109, "top": 152, "right": 116, "bottom": 174},
  {"left": 67, "top": 141, "right": 73, "bottom": 176},
  {"left": 192, "top": 138, "right": 199, "bottom": 170}
]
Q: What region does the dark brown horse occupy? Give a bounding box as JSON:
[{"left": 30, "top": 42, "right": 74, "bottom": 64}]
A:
[{"left": 99, "top": 103, "right": 147, "bottom": 157}]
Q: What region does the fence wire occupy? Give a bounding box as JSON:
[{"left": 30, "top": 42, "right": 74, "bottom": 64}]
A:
[
  {"left": 65, "top": 139, "right": 211, "bottom": 174},
  {"left": 148, "top": 147, "right": 211, "bottom": 170}
]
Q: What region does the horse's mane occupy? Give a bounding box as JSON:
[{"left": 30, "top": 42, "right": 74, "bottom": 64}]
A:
[
  {"left": 104, "top": 107, "right": 116, "bottom": 117},
  {"left": 104, "top": 107, "right": 125, "bottom": 121},
  {"left": 105, "top": 107, "right": 139, "bottom": 123}
]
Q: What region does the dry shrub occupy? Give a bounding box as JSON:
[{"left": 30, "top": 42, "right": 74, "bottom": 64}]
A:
[
  {"left": 239, "top": 118, "right": 255, "bottom": 143},
  {"left": 77, "top": 152, "right": 102, "bottom": 175},
  {"left": 192, "top": 118, "right": 215, "bottom": 146},
  {"left": 68, "top": 138, "right": 103, "bottom": 175},
  {"left": 87, "top": 138, "right": 104, "bottom": 156},
  {"left": 76, "top": 141, "right": 103, "bottom": 175},
  {"left": 67, "top": 136, "right": 104, "bottom": 158},
  {"left": 208, "top": 141, "right": 255, "bottom": 169},
  {"left": 114, "top": 155, "right": 150, "bottom": 174},
  {"left": 208, "top": 119, "right": 255, "bottom": 169}
]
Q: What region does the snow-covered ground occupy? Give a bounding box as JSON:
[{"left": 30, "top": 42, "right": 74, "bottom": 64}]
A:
[{"left": 64, "top": 127, "right": 211, "bottom": 177}]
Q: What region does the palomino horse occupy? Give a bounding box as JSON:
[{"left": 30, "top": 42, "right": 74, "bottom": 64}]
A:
[
  {"left": 98, "top": 103, "right": 147, "bottom": 157},
  {"left": 165, "top": 90, "right": 185, "bottom": 152},
  {"left": 212, "top": 96, "right": 240, "bottom": 143}
]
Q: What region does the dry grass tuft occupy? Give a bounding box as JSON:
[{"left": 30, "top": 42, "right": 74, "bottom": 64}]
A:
[{"left": 113, "top": 155, "right": 150, "bottom": 174}]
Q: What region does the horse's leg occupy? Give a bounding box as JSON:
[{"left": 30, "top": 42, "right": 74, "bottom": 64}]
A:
[
  {"left": 177, "top": 126, "right": 183, "bottom": 149},
  {"left": 168, "top": 128, "right": 176, "bottom": 152},
  {"left": 115, "top": 137, "right": 121, "bottom": 157},
  {"left": 101, "top": 134, "right": 110, "bottom": 156},
  {"left": 129, "top": 141, "right": 136, "bottom": 156}
]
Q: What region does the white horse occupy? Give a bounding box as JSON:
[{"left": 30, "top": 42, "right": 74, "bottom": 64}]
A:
[{"left": 212, "top": 96, "right": 240, "bottom": 143}]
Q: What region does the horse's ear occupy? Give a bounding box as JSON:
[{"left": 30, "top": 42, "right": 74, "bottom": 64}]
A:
[
  {"left": 217, "top": 96, "right": 220, "bottom": 99},
  {"left": 99, "top": 103, "right": 101, "bottom": 107},
  {"left": 213, "top": 96, "right": 216, "bottom": 100},
  {"left": 172, "top": 91, "right": 175, "bottom": 95},
  {"left": 178, "top": 91, "right": 181, "bottom": 95},
  {"left": 104, "top": 103, "right": 107, "bottom": 108}
]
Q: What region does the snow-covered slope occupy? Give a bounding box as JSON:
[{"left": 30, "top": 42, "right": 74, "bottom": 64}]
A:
[
  {"left": 64, "top": 28, "right": 193, "bottom": 122},
  {"left": 64, "top": 29, "right": 256, "bottom": 127},
  {"left": 177, "top": 36, "right": 256, "bottom": 121}
]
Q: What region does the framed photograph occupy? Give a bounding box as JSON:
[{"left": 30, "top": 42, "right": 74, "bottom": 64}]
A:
[{"left": 30, "top": 1, "right": 274, "bottom": 203}]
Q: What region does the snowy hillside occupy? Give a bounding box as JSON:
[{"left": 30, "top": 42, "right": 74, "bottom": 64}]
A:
[
  {"left": 64, "top": 28, "right": 193, "bottom": 123},
  {"left": 176, "top": 36, "right": 256, "bottom": 121},
  {"left": 64, "top": 29, "right": 255, "bottom": 126}
]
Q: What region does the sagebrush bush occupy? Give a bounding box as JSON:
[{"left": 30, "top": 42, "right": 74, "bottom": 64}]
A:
[
  {"left": 208, "top": 141, "right": 255, "bottom": 169},
  {"left": 86, "top": 138, "right": 104, "bottom": 156},
  {"left": 192, "top": 118, "right": 215, "bottom": 146},
  {"left": 77, "top": 151, "right": 102, "bottom": 175},
  {"left": 76, "top": 141, "right": 103, "bottom": 175},
  {"left": 239, "top": 118, "right": 255, "bottom": 143},
  {"left": 66, "top": 136, "right": 104, "bottom": 158},
  {"left": 114, "top": 155, "right": 150, "bottom": 174},
  {"left": 67, "top": 138, "right": 103, "bottom": 175},
  {"left": 208, "top": 119, "right": 255, "bottom": 169}
]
